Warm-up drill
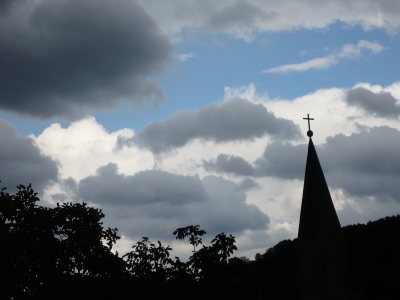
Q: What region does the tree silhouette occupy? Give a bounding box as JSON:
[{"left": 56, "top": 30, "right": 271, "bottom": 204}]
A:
[
  {"left": 2, "top": 181, "right": 400, "bottom": 299},
  {"left": 0, "top": 183, "right": 125, "bottom": 299},
  {"left": 0, "top": 183, "right": 255, "bottom": 299}
]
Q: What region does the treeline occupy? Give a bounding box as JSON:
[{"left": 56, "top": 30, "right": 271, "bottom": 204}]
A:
[
  {"left": 1, "top": 184, "right": 400, "bottom": 299},
  {"left": 248, "top": 215, "right": 400, "bottom": 299}
]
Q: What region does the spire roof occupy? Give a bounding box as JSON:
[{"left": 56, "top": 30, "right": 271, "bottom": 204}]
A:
[{"left": 298, "top": 137, "right": 342, "bottom": 240}]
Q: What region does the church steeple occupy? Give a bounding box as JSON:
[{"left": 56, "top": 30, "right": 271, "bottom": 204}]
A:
[
  {"left": 298, "top": 137, "right": 342, "bottom": 239},
  {"left": 296, "top": 115, "right": 351, "bottom": 300}
]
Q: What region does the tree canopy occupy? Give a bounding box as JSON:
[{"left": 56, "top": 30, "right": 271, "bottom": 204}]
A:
[
  {"left": 0, "top": 183, "right": 255, "bottom": 299},
  {"left": 1, "top": 182, "right": 400, "bottom": 299}
]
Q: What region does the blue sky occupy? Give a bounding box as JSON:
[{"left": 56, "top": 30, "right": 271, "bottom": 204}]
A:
[{"left": 1, "top": 0, "right": 400, "bottom": 258}]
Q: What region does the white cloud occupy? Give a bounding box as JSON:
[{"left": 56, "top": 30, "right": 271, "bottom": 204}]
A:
[
  {"left": 358, "top": 40, "right": 386, "bottom": 54},
  {"left": 263, "top": 56, "right": 337, "bottom": 73},
  {"left": 339, "top": 40, "right": 385, "bottom": 58},
  {"left": 299, "top": 49, "right": 312, "bottom": 57},
  {"left": 176, "top": 52, "right": 196, "bottom": 61},
  {"left": 263, "top": 40, "right": 385, "bottom": 73},
  {"left": 31, "top": 116, "right": 153, "bottom": 181},
  {"left": 136, "top": 0, "right": 400, "bottom": 37}
]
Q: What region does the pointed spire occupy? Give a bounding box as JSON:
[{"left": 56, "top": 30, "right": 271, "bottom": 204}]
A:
[{"left": 298, "top": 135, "right": 342, "bottom": 240}]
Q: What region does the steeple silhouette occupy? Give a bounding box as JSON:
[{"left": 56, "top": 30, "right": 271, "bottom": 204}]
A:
[
  {"left": 298, "top": 138, "right": 342, "bottom": 240},
  {"left": 297, "top": 115, "right": 351, "bottom": 300}
]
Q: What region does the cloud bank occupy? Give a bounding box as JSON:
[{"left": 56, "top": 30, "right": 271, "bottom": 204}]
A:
[
  {"left": 204, "top": 126, "right": 400, "bottom": 202},
  {"left": 136, "top": 0, "right": 400, "bottom": 37},
  {"left": 79, "top": 163, "right": 207, "bottom": 206},
  {"left": 0, "top": 0, "right": 13, "bottom": 13},
  {"left": 0, "top": 0, "right": 172, "bottom": 119},
  {"left": 117, "top": 98, "right": 302, "bottom": 154},
  {"left": 65, "top": 164, "right": 270, "bottom": 240},
  {"left": 26, "top": 82, "right": 400, "bottom": 257}
]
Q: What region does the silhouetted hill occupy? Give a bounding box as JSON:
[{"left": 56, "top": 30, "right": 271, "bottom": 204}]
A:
[
  {"left": 248, "top": 215, "right": 400, "bottom": 300},
  {"left": 344, "top": 215, "right": 400, "bottom": 299}
]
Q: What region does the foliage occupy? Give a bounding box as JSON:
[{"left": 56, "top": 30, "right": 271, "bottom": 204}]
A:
[
  {"left": 123, "top": 237, "right": 173, "bottom": 280},
  {"left": 0, "top": 183, "right": 124, "bottom": 299},
  {"left": 0, "top": 183, "right": 250, "bottom": 299},
  {"left": 173, "top": 225, "right": 206, "bottom": 252},
  {"left": 2, "top": 182, "right": 400, "bottom": 299}
]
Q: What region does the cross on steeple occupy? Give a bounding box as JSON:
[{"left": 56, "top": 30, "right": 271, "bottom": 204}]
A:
[{"left": 303, "top": 114, "right": 314, "bottom": 137}]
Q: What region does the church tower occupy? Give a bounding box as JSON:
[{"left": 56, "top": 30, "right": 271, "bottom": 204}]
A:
[{"left": 297, "top": 115, "right": 352, "bottom": 300}]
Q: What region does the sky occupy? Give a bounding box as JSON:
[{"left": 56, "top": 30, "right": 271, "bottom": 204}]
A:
[{"left": 1, "top": 0, "right": 400, "bottom": 259}]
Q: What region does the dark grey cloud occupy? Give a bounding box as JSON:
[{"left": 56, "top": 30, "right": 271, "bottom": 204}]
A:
[
  {"left": 0, "top": 118, "right": 58, "bottom": 195},
  {"left": 79, "top": 163, "right": 207, "bottom": 206},
  {"left": 254, "top": 142, "right": 307, "bottom": 179},
  {"left": 318, "top": 126, "right": 400, "bottom": 201},
  {"left": 117, "top": 98, "right": 301, "bottom": 153},
  {"left": 204, "top": 1, "right": 274, "bottom": 32},
  {"left": 237, "top": 178, "right": 259, "bottom": 191},
  {"left": 199, "top": 176, "right": 269, "bottom": 235},
  {"left": 52, "top": 177, "right": 78, "bottom": 202},
  {"left": 345, "top": 87, "right": 400, "bottom": 119},
  {"left": 203, "top": 154, "right": 255, "bottom": 176},
  {"left": 204, "top": 126, "right": 400, "bottom": 202},
  {"left": 0, "top": 0, "right": 172, "bottom": 119},
  {"left": 0, "top": 0, "right": 15, "bottom": 13},
  {"left": 68, "top": 164, "right": 269, "bottom": 240},
  {"left": 203, "top": 142, "right": 306, "bottom": 179}
]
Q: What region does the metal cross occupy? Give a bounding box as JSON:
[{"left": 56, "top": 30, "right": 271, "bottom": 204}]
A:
[{"left": 303, "top": 114, "right": 314, "bottom": 131}]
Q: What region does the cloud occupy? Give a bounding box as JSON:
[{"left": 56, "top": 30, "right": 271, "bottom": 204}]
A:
[
  {"left": 237, "top": 178, "right": 260, "bottom": 191},
  {"left": 0, "top": 0, "right": 14, "bottom": 13},
  {"left": 203, "top": 1, "right": 274, "bottom": 40},
  {"left": 0, "top": 0, "right": 172, "bottom": 120},
  {"left": 320, "top": 126, "right": 400, "bottom": 201},
  {"left": 0, "top": 118, "right": 58, "bottom": 195},
  {"left": 345, "top": 87, "right": 400, "bottom": 119},
  {"left": 205, "top": 1, "right": 266, "bottom": 31},
  {"left": 117, "top": 98, "right": 301, "bottom": 154},
  {"left": 176, "top": 52, "right": 196, "bottom": 61},
  {"left": 264, "top": 56, "right": 337, "bottom": 73},
  {"left": 203, "top": 154, "right": 256, "bottom": 176},
  {"left": 31, "top": 116, "right": 152, "bottom": 181},
  {"left": 136, "top": 0, "right": 400, "bottom": 37},
  {"left": 263, "top": 40, "right": 385, "bottom": 73},
  {"left": 79, "top": 163, "right": 207, "bottom": 206},
  {"left": 206, "top": 126, "right": 400, "bottom": 202},
  {"left": 203, "top": 142, "right": 306, "bottom": 179},
  {"left": 339, "top": 40, "right": 385, "bottom": 58},
  {"left": 253, "top": 142, "right": 307, "bottom": 179},
  {"left": 73, "top": 164, "right": 270, "bottom": 240}
]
